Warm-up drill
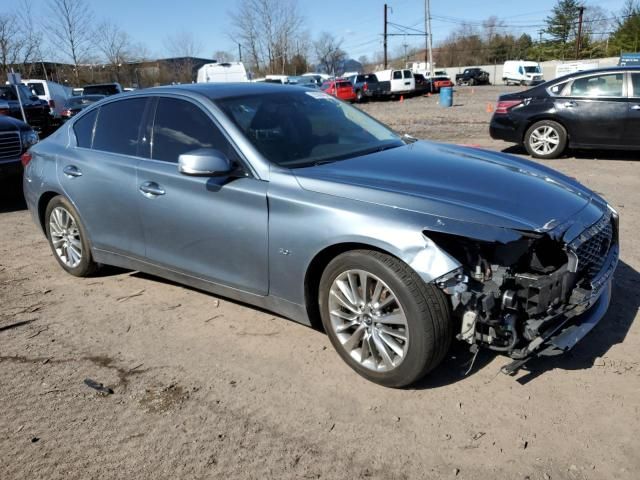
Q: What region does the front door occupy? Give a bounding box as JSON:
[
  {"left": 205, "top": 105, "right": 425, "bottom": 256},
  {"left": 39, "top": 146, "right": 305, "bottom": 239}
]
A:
[
  {"left": 136, "top": 96, "right": 269, "bottom": 295},
  {"left": 554, "top": 72, "right": 628, "bottom": 147}
]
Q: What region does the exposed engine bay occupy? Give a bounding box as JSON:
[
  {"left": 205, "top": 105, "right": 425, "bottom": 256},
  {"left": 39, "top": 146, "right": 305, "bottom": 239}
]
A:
[{"left": 431, "top": 210, "right": 619, "bottom": 373}]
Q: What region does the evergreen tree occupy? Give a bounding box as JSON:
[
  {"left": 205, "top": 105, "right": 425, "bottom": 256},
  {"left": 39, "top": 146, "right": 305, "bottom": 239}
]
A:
[
  {"left": 544, "top": 0, "right": 584, "bottom": 59},
  {"left": 611, "top": 0, "right": 640, "bottom": 54}
]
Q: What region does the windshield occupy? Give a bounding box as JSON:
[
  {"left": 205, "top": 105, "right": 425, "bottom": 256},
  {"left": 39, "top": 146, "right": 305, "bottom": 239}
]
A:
[
  {"left": 215, "top": 90, "right": 403, "bottom": 168},
  {"left": 524, "top": 66, "right": 541, "bottom": 73}
]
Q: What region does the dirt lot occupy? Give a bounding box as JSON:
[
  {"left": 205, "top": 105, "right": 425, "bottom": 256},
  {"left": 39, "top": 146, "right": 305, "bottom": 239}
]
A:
[{"left": 1, "top": 85, "right": 639, "bottom": 480}]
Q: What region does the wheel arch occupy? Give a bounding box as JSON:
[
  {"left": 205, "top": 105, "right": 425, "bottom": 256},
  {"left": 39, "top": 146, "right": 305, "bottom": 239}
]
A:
[
  {"left": 303, "top": 242, "right": 398, "bottom": 330},
  {"left": 37, "top": 191, "right": 63, "bottom": 233},
  {"left": 522, "top": 116, "right": 570, "bottom": 144}
]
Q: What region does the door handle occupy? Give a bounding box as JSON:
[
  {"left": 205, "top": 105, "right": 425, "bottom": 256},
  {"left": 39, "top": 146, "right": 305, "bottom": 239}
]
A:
[
  {"left": 63, "top": 165, "right": 82, "bottom": 178},
  {"left": 139, "top": 181, "right": 165, "bottom": 197},
  {"left": 562, "top": 101, "right": 578, "bottom": 108},
  {"left": 631, "top": 105, "right": 640, "bottom": 111}
]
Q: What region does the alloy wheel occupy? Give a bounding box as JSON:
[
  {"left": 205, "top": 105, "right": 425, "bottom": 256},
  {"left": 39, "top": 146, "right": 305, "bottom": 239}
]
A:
[
  {"left": 529, "top": 125, "right": 560, "bottom": 156},
  {"left": 328, "top": 269, "right": 409, "bottom": 372},
  {"left": 49, "top": 206, "right": 83, "bottom": 268}
]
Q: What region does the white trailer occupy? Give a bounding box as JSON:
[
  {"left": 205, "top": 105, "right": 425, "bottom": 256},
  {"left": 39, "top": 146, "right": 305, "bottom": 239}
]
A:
[{"left": 197, "top": 62, "right": 249, "bottom": 83}]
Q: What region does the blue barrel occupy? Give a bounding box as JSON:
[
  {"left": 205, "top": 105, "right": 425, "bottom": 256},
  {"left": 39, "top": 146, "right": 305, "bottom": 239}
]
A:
[{"left": 439, "top": 87, "right": 453, "bottom": 107}]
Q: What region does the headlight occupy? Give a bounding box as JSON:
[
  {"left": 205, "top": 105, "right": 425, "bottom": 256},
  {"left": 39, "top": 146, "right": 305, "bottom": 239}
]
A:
[{"left": 21, "top": 130, "right": 39, "bottom": 149}]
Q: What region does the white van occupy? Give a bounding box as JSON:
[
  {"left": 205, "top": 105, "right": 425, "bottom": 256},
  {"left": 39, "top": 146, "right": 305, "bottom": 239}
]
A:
[
  {"left": 197, "top": 62, "right": 249, "bottom": 83},
  {"left": 374, "top": 69, "right": 415, "bottom": 95},
  {"left": 23, "top": 79, "right": 71, "bottom": 119},
  {"left": 502, "top": 61, "right": 544, "bottom": 86}
]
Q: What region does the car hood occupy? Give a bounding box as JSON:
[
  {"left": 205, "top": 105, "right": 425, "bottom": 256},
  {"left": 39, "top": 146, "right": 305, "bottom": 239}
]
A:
[
  {"left": 293, "top": 141, "right": 594, "bottom": 231},
  {"left": 0, "top": 115, "right": 28, "bottom": 131}
]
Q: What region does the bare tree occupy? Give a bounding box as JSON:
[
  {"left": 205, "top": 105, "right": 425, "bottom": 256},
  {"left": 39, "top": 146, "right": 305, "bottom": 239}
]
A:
[
  {"left": 163, "top": 30, "right": 203, "bottom": 58},
  {"left": 47, "top": 0, "right": 94, "bottom": 82},
  {"left": 0, "top": 0, "right": 42, "bottom": 76},
  {"left": 313, "top": 32, "right": 346, "bottom": 75},
  {"left": 95, "top": 20, "right": 132, "bottom": 81},
  {"left": 213, "top": 50, "right": 235, "bottom": 62},
  {"left": 229, "top": 0, "right": 306, "bottom": 74}
]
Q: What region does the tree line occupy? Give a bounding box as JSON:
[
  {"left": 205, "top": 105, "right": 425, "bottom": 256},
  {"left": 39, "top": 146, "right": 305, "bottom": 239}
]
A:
[{"left": 433, "top": 0, "right": 640, "bottom": 67}]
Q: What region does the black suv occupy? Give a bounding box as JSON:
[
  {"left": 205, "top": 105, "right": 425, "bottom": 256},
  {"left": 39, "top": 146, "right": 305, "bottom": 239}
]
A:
[
  {"left": 455, "top": 68, "right": 490, "bottom": 86},
  {"left": 0, "top": 84, "right": 52, "bottom": 134},
  {"left": 0, "top": 115, "right": 38, "bottom": 177},
  {"left": 490, "top": 67, "right": 640, "bottom": 159},
  {"left": 346, "top": 74, "right": 384, "bottom": 102}
]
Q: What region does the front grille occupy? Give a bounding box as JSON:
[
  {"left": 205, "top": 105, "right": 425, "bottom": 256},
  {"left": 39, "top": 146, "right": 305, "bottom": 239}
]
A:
[
  {"left": 573, "top": 216, "right": 614, "bottom": 280},
  {"left": 0, "top": 131, "right": 22, "bottom": 160}
]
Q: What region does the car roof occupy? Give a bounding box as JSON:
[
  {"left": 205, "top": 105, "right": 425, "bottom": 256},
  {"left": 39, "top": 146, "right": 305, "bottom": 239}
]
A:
[
  {"left": 551, "top": 66, "right": 640, "bottom": 83},
  {"left": 138, "top": 82, "right": 307, "bottom": 99}
]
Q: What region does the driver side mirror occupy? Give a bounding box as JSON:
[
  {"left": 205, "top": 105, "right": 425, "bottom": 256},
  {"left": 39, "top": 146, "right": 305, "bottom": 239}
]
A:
[{"left": 178, "top": 148, "right": 234, "bottom": 176}]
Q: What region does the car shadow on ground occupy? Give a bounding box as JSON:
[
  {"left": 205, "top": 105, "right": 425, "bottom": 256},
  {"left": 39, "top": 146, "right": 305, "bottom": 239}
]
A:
[
  {"left": 127, "top": 260, "right": 638, "bottom": 390},
  {"left": 0, "top": 175, "right": 26, "bottom": 213},
  {"left": 502, "top": 145, "right": 640, "bottom": 161}
]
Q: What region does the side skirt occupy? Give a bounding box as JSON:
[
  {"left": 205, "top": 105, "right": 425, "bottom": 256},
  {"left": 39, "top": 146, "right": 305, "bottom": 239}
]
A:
[{"left": 92, "top": 248, "right": 311, "bottom": 327}]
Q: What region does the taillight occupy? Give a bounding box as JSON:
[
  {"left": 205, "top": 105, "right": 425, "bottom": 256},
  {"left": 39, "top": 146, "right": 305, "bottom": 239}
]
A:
[
  {"left": 363, "top": 82, "right": 368, "bottom": 92},
  {"left": 495, "top": 100, "right": 523, "bottom": 114},
  {"left": 21, "top": 152, "right": 32, "bottom": 167},
  {"left": 49, "top": 100, "right": 55, "bottom": 108},
  {"left": 0, "top": 107, "right": 8, "bottom": 115},
  {"left": 62, "top": 109, "right": 72, "bottom": 117}
]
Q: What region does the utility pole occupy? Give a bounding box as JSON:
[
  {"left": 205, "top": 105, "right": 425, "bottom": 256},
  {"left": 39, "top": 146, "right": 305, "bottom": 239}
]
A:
[
  {"left": 238, "top": 43, "right": 242, "bottom": 62},
  {"left": 575, "top": 6, "right": 585, "bottom": 60},
  {"left": 425, "top": 0, "right": 434, "bottom": 77},
  {"left": 384, "top": 3, "right": 388, "bottom": 69}
]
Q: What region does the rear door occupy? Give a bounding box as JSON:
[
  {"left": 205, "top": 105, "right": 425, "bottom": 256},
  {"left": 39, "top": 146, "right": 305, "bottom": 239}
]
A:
[
  {"left": 58, "top": 97, "right": 149, "bottom": 257},
  {"left": 554, "top": 72, "right": 628, "bottom": 147},
  {"left": 626, "top": 72, "right": 640, "bottom": 147},
  {"left": 390, "top": 70, "right": 404, "bottom": 92}
]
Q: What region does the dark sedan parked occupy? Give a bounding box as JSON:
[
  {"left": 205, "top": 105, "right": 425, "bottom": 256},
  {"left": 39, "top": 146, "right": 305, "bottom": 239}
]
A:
[
  {"left": 490, "top": 67, "right": 640, "bottom": 159},
  {"left": 61, "top": 95, "right": 106, "bottom": 121}
]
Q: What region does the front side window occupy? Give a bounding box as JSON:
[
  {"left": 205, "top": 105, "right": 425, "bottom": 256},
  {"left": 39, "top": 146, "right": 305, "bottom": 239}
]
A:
[
  {"left": 151, "top": 97, "right": 235, "bottom": 164},
  {"left": 73, "top": 109, "right": 98, "bottom": 148},
  {"left": 92, "top": 98, "right": 147, "bottom": 156},
  {"left": 569, "top": 74, "right": 624, "bottom": 97},
  {"left": 216, "top": 90, "right": 402, "bottom": 168}
]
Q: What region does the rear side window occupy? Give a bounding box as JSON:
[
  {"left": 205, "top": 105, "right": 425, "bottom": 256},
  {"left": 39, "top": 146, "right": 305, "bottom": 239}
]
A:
[
  {"left": 73, "top": 109, "right": 97, "bottom": 148},
  {"left": 631, "top": 73, "right": 640, "bottom": 97},
  {"left": 393, "top": 71, "right": 402, "bottom": 79},
  {"left": 570, "top": 74, "right": 624, "bottom": 97},
  {"left": 151, "top": 97, "right": 236, "bottom": 164},
  {"left": 93, "top": 98, "right": 147, "bottom": 156},
  {"left": 403, "top": 70, "right": 412, "bottom": 79}
]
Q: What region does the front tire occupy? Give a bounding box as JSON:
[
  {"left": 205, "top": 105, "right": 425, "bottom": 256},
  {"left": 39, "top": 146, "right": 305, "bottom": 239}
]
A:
[
  {"left": 45, "top": 196, "right": 97, "bottom": 277},
  {"left": 318, "top": 250, "right": 452, "bottom": 388},
  {"left": 524, "top": 120, "right": 567, "bottom": 159}
]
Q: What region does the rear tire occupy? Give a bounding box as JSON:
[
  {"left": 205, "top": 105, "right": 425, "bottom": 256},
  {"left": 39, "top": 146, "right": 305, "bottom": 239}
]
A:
[
  {"left": 45, "top": 196, "right": 98, "bottom": 277},
  {"left": 524, "top": 120, "right": 567, "bottom": 159},
  {"left": 356, "top": 89, "right": 364, "bottom": 103},
  {"left": 318, "top": 250, "right": 452, "bottom": 388}
]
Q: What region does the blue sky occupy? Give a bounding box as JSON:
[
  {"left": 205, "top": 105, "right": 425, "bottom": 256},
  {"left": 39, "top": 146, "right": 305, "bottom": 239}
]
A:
[{"left": 5, "top": 0, "right": 629, "bottom": 60}]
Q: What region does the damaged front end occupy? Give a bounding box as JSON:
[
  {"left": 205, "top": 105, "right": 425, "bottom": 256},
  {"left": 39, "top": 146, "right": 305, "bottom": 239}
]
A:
[{"left": 428, "top": 206, "right": 619, "bottom": 374}]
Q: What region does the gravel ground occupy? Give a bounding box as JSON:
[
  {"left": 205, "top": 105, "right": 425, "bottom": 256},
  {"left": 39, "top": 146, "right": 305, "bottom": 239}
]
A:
[{"left": 1, "top": 86, "right": 639, "bottom": 480}]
